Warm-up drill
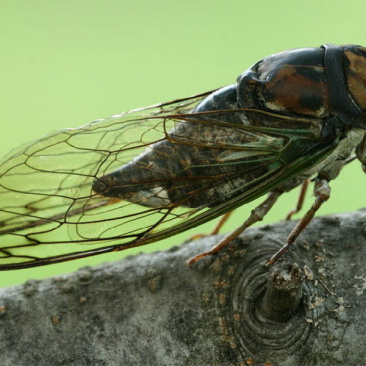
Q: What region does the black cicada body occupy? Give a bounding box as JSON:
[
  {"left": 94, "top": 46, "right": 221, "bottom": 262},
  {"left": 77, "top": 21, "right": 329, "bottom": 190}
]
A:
[{"left": 1, "top": 44, "right": 366, "bottom": 269}]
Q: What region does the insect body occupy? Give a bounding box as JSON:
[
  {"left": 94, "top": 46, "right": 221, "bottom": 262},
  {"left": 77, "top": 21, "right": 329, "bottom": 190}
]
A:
[{"left": 1, "top": 44, "right": 366, "bottom": 270}]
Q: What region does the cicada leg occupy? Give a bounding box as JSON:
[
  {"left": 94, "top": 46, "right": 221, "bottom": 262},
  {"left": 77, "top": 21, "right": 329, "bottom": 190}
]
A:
[
  {"left": 356, "top": 133, "right": 366, "bottom": 173},
  {"left": 267, "top": 178, "right": 330, "bottom": 265},
  {"left": 187, "top": 190, "right": 283, "bottom": 266},
  {"left": 189, "top": 211, "right": 234, "bottom": 241},
  {"left": 285, "top": 179, "right": 310, "bottom": 220},
  {"left": 210, "top": 211, "right": 234, "bottom": 235}
]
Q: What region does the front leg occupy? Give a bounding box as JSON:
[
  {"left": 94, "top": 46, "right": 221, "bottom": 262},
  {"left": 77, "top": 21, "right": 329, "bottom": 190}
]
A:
[
  {"left": 187, "top": 190, "right": 283, "bottom": 267},
  {"left": 189, "top": 211, "right": 234, "bottom": 241},
  {"left": 285, "top": 179, "right": 310, "bottom": 220},
  {"left": 356, "top": 132, "right": 366, "bottom": 173},
  {"left": 267, "top": 178, "right": 331, "bottom": 265}
]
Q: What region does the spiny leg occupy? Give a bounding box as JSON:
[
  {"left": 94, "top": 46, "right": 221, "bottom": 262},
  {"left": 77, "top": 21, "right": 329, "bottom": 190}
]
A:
[
  {"left": 285, "top": 179, "right": 310, "bottom": 220},
  {"left": 210, "top": 211, "right": 233, "bottom": 235},
  {"left": 267, "top": 178, "right": 330, "bottom": 265},
  {"left": 190, "top": 211, "right": 233, "bottom": 240},
  {"left": 187, "top": 190, "right": 283, "bottom": 267}
]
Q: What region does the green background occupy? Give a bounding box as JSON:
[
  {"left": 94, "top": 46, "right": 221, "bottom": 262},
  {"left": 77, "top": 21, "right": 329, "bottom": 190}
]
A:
[{"left": 1, "top": 0, "right": 366, "bottom": 287}]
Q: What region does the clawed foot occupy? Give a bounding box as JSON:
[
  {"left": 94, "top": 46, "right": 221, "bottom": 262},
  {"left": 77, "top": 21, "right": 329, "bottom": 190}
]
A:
[{"left": 186, "top": 250, "right": 214, "bottom": 267}]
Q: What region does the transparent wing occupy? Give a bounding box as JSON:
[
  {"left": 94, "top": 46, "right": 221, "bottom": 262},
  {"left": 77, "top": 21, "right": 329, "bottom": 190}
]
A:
[{"left": 0, "top": 90, "right": 332, "bottom": 269}]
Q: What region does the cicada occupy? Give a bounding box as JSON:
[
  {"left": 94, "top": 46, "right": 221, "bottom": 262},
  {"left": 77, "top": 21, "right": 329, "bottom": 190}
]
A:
[{"left": 1, "top": 44, "right": 366, "bottom": 270}]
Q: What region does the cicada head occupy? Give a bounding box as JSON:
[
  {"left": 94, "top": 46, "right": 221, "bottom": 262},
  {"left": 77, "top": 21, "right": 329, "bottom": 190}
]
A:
[{"left": 343, "top": 45, "right": 366, "bottom": 128}]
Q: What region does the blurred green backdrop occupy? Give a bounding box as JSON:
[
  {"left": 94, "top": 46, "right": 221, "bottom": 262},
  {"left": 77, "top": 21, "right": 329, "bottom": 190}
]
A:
[{"left": 1, "top": 0, "right": 366, "bottom": 287}]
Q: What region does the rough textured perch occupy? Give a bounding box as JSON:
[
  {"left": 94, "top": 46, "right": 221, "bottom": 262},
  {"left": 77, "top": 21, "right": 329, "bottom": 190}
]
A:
[
  {"left": 1, "top": 210, "right": 366, "bottom": 365},
  {"left": 261, "top": 261, "right": 305, "bottom": 322}
]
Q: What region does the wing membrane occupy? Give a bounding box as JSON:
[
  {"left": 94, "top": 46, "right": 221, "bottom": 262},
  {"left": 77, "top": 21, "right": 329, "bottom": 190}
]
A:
[{"left": 0, "top": 91, "right": 333, "bottom": 269}]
